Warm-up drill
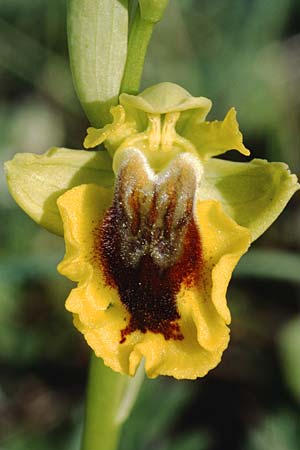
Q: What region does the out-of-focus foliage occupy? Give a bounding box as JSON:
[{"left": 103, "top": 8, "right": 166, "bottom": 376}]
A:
[
  {"left": 0, "top": 1, "right": 299, "bottom": 450},
  {"left": 278, "top": 317, "right": 300, "bottom": 401},
  {"left": 245, "top": 411, "right": 300, "bottom": 450}
]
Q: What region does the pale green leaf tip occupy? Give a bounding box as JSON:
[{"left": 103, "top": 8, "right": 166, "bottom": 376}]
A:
[{"left": 120, "top": 82, "right": 212, "bottom": 115}]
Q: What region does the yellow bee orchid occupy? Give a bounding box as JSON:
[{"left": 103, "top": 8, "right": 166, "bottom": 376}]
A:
[{"left": 5, "top": 83, "right": 299, "bottom": 379}]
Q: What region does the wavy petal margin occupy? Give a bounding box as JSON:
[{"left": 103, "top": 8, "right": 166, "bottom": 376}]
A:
[{"left": 58, "top": 185, "right": 250, "bottom": 379}]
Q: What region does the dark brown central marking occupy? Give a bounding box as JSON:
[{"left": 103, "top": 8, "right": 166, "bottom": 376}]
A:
[{"left": 93, "top": 150, "right": 202, "bottom": 343}]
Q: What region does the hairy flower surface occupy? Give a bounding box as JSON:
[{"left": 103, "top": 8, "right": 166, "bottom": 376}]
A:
[
  {"left": 5, "top": 83, "right": 299, "bottom": 379},
  {"left": 57, "top": 148, "right": 250, "bottom": 378}
]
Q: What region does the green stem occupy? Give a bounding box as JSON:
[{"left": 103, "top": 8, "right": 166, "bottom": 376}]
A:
[
  {"left": 81, "top": 355, "right": 145, "bottom": 450},
  {"left": 128, "top": 0, "right": 137, "bottom": 20},
  {"left": 81, "top": 355, "right": 127, "bottom": 450},
  {"left": 120, "top": 9, "right": 154, "bottom": 94}
]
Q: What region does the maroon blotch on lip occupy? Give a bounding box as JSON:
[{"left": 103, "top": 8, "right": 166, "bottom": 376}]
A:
[{"left": 94, "top": 191, "right": 202, "bottom": 344}]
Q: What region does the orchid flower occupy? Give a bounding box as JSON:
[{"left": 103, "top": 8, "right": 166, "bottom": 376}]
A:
[{"left": 5, "top": 82, "right": 299, "bottom": 379}]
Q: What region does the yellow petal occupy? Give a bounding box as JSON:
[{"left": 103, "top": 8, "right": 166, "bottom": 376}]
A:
[
  {"left": 183, "top": 107, "right": 250, "bottom": 160},
  {"left": 57, "top": 184, "right": 117, "bottom": 316},
  {"left": 197, "top": 200, "right": 251, "bottom": 324}
]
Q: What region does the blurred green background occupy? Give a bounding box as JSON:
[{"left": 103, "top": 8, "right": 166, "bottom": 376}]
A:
[{"left": 0, "top": 1, "right": 300, "bottom": 449}]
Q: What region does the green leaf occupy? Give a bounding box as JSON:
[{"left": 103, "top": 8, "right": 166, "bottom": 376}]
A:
[
  {"left": 67, "top": 0, "right": 128, "bottom": 126},
  {"left": 116, "top": 361, "right": 145, "bottom": 425},
  {"left": 5, "top": 148, "right": 114, "bottom": 236},
  {"left": 234, "top": 249, "right": 300, "bottom": 282},
  {"left": 246, "top": 411, "right": 300, "bottom": 450},
  {"left": 201, "top": 158, "right": 299, "bottom": 241},
  {"left": 120, "top": 378, "right": 196, "bottom": 450},
  {"left": 278, "top": 317, "right": 300, "bottom": 401}
]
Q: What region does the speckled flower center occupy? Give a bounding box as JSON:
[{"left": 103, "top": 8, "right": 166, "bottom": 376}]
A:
[{"left": 97, "top": 149, "right": 203, "bottom": 343}]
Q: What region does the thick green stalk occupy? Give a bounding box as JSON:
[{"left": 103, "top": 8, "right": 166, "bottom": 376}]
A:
[
  {"left": 81, "top": 355, "right": 127, "bottom": 450},
  {"left": 120, "top": 0, "right": 170, "bottom": 94},
  {"left": 120, "top": 10, "right": 154, "bottom": 94},
  {"left": 81, "top": 355, "right": 145, "bottom": 450}
]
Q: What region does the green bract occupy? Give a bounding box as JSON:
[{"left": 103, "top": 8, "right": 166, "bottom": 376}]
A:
[
  {"left": 4, "top": 82, "right": 299, "bottom": 241},
  {"left": 67, "top": 0, "right": 128, "bottom": 127}
]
